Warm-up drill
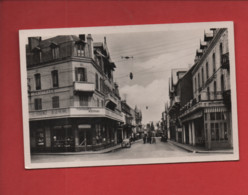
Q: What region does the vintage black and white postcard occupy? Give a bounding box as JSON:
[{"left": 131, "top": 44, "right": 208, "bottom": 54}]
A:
[{"left": 19, "top": 22, "right": 239, "bottom": 169}]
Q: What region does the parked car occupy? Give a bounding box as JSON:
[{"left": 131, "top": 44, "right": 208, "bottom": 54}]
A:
[{"left": 121, "top": 138, "right": 131, "bottom": 148}]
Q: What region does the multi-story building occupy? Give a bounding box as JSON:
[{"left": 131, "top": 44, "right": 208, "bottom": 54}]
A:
[
  {"left": 134, "top": 106, "right": 143, "bottom": 138},
  {"left": 26, "top": 34, "right": 123, "bottom": 152},
  {"left": 121, "top": 100, "right": 133, "bottom": 140},
  {"left": 179, "top": 28, "right": 232, "bottom": 150},
  {"left": 168, "top": 69, "right": 188, "bottom": 142}
]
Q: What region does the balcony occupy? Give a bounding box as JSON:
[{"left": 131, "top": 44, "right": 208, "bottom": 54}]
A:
[
  {"left": 29, "top": 107, "right": 124, "bottom": 122},
  {"left": 74, "top": 82, "right": 95, "bottom": 92},
  {"left": 105, "top": 93, "right": 118, "bottom": 108},
  {"left": 180, "top": 100, "right": 225, "bottom": 119},
  {"left": 169, "top": 96, "right": 180, "bottom": 114},
  {"left": 221, "top": 53, "right": 229, "bottom": 70}
]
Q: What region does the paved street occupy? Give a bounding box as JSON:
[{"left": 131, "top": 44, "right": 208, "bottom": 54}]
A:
[{"left": 31, "top": 138, "right": 206, "bottom": 164}]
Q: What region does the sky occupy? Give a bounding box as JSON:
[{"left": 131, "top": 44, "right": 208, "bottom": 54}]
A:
[{"left": 92, "top": 29, "right": 206, "bottom": 125}]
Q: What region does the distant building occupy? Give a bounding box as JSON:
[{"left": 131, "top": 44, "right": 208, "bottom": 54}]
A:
[
  {"left": 121, "top": 100, "right": 133, "bottom": 139},
  {"left": 179, "top": 28, "right": 232, "bottom": 150},
  {"left": 168, "top": 68, "right": 188, "bottom": 142},
  {"left": 134, "top": 106, "right": 143, "bottom": 137},
  {"left": 26, "top": 34, "right": 123, "bottom": 152}
]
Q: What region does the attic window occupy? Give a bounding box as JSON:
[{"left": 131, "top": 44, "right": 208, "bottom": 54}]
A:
[
  {"left": 76, "top": 43, "right": 85, "bottom": 57},
  {"left": 50, "top": 43, "right": 59, "bottom": 59},
  {"left": 33, "top": 47, "right": 42, "bottom": 63}
]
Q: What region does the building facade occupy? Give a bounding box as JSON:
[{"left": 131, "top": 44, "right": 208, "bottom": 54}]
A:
[
  {"left": 179, "top": 28, "right": 232, "bottom": 150},
  {"left": 168, "top": 69, "right": 187, "bottom": 142},
  {"left": 27, "top": 34, "right": 124, "bottom": 152}
]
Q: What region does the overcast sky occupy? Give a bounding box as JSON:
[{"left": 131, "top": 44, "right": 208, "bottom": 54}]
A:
[{"left": 92, "top": 29, "right": 206, "bottom": 124}]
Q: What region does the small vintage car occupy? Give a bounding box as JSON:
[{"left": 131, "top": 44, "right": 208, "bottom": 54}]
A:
[{"left": 121, "top": 138, "right": 131, "bottom": 148}]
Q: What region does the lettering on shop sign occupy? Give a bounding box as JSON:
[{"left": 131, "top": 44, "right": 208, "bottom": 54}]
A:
[
  {"left": 32, "top": 89, "right": 55, "bottom": 95},
  {"left": 89, "top": 109, "right": 100, "bottom": 113},
  {"left": 52, "top": 109, "right": 68, "bottom": 115}
]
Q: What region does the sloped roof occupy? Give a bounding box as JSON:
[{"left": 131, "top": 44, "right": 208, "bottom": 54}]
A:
[
  {"left": 171, "top": 68, "right": 188, "bottom": 85},
  {"left": 38, "top": 35, "right": 79, "bottom": 48}
]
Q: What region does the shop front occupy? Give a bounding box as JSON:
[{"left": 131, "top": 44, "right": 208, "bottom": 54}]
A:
[
  {"left": 180, "top": 105, "right": 232, "bottom": 150},
  {"left": 30, "top": 117, "right": 121, "bottom": 153}
]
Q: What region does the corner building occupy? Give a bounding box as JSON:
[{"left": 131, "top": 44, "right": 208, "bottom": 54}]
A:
[
  {"left": 26, "top": 35, "right": 123, "bottom": 152},
  {"left": 179, "top": 28, "right": 232, "bottom": 150}
]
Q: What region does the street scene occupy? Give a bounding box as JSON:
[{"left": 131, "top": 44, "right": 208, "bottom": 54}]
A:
[{"left": 23, "top": 23, "right": 236, "bottom": 167}]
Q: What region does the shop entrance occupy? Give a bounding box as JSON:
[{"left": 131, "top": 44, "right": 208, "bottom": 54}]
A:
[
  {"left": 195, "top": 117, "right": 205, "bottom": 147},
  {"left": 51, "top": 125, "right": 74, "bottom": 152},
  {"left": 35, "top": 128, "right": 45, "bottom": 152},
  {"left": 78, "top": 124, "right": 92, "bottom": 151}
]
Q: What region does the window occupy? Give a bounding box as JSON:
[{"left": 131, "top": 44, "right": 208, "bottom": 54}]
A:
[
  {"left": 206, "top": 62, "right": 209, "bottom": 79},
  {"left": 79, "top": 95, "right": 88, "bottom": 106},
  {"left": 198, "top": 73, "right": 200, "bottom": 88},
  {"left": 76, "top": 44, "right": 85, "bottom": 56},
  {"left": 204, "top": 113, "right": 208, "bottom": 121},
  {"left": 35, "top": 73, "right": 41, "bottom": 90},
  {"left": 207, "top": 87, "right": 210, "bottom": 100},
  {"left": 212, "top": 53, "right": 216, "bottom": 73},
  {"left": 211, "top": 123, "right": 219, "bottom": 141},
  {"left": 52, "top": 47, "right": 59, "bottom": 59},
  {"left": 201, "top": 68, "right": 204, "bottom": 86},
  {"left": 214, "top": 81, "right": 217, "bottom": 99},
  {"left": 211, "top": 122, "right": 228, "bottom": 141},
  {"left": 194, "top": 77, "right": 197, "bottom": 92},
  {"left": 95, "top": 73, "right": 99, "bottom": 90},
  {"left": 221, "top": 74, "right": 225, "bottom": 92},
  {"left": 34, "top": 98, "right": 42, "bottom": 110},
  {"left": 75, "top": 68, "right": 87, "bottom": 82},
  {"left": 52, "top": 96, "right": 60, "bottom": 108},
  {"left": 100, "top": 78, "right": 103, "bottom": 92},
  {"left": 97, "top": 99, "right": 99, "bottom": 107},
  {"left": 220, "top": 43, "right": 223, "bottom": 64},
  {"left": 210, "top": 113, "right": 216, "bottom": 120},
  {"left": 51, "top": 70, "right": 59, "bottom": 87}
]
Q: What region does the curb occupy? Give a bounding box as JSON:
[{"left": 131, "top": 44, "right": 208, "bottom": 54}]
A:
[{"left": 168, "top": 140, "right": 233, "bottom": 154}]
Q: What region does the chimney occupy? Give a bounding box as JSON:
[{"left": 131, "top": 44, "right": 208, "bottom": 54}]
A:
[
  {"left": 104, "top": 36, "right": 107, "bottom": 45},
  {"left": 79, "top": 34, "right": 86, "bottom": 41},
  {"left": 87, "top": 34, "right": 94, "bottom": 59},
  {"left": 28, "top": 37, "right": 41, "bottom": 51}
]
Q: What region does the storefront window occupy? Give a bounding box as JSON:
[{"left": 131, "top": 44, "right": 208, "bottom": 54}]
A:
[
  {"left": 211, "top": 122, "right": 228, "bottom": 141},
  {"left": 36, "top": 129, "right": 45, "bottom": 147}
]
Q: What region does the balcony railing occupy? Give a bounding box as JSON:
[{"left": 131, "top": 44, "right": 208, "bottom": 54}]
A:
[
  {"left": 105, "top": 93, "right": 118, "bottom": 106},
  {"left": 221, "top": 53, "right": 229, "bottom": 70},
  {"left": 74, "top": 82, "right": 95, "bottom": 92},
  {"left": 29, "top": 107, "right": 124, "bottom": 122}
]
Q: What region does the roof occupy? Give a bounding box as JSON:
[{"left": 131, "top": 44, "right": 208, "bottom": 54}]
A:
[
  {"left": 171, "top": 68, "right": 188, "bottom": 85},
  {"left": 38, "top": 35, "right": 79, "bottom": 48}
]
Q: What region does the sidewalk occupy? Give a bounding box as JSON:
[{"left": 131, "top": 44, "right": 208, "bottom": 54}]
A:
[
  {"left": 33, "top": 139, "right": 142, "bottom": 155},
  {"left": 168, "top": 140, "right": 233, "bottom": 154}
]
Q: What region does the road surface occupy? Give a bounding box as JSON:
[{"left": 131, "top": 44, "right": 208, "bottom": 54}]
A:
[{"left": 31, "top": 137, "right": 204, "bottom": 164}]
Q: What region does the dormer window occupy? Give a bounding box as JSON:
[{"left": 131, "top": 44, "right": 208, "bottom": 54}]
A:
[
  {"left": 50, "top": 43, "right": 59, "bottom": 59},
  {"left": 75, "top": 40, "right": 86, "bottom": 57},
  {"left": 33, "top": 47, "right": 42, "bottom": 63},
  {"left": 76, "top": 44, "right": 85, "bottom": 56}
]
